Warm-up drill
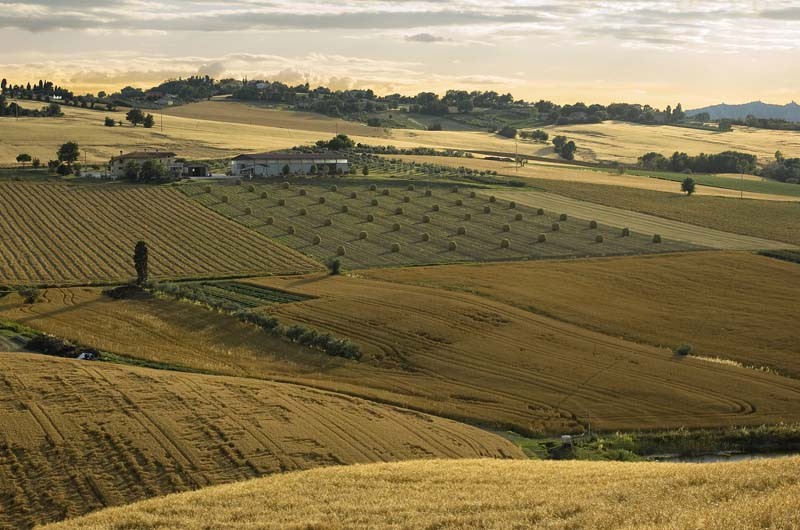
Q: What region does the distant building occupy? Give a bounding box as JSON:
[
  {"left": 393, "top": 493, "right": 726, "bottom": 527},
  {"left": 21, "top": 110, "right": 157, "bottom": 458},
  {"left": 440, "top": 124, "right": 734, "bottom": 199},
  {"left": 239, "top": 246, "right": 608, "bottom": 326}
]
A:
[
  {"left": 109, "top": 150, "right": 178, "bottom": 178},
  {"left": 230, "top": 152, "right": 349, "bottom": 178},
  {"left": 182, "top": 163, "right": 209, "bottom": 177}
]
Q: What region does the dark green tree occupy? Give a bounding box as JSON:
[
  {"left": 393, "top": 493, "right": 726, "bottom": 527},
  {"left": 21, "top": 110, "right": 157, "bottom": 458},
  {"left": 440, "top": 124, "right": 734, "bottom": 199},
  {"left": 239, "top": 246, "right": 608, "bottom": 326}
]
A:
[
  {"left": 139, "top": 160, "right": 165, "bottom": 182},
  {"left": 16, "top": 153, "right": 32, "bottom": 167},
  {"left": 126, "top": 108, "right": 145, "bottom": 126},
  {"left": 559, "top": 141, "right": 577, "bottom": 160},
  {"left": 143, "top": 113, "right": 155, "bottom": 128},
  {"left": 681, "top": 177, "right": 696, "bottom": 196},
  {"left": 133, "top": 241, "right": 149, "bottom": 285},
  {"left": 104, "top": 116, "right": 115, "bottom": 127},
  {"left": 56, "top": 141, "right": 80, "bottom": 169}
]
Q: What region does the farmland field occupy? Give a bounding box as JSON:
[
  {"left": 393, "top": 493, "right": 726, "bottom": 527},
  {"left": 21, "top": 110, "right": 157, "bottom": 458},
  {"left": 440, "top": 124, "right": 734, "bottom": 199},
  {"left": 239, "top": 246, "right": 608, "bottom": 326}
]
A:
[
  {"left": 364, "top": 252, "right": 800, "bottom": 377},
  {"left": 0, "top": 353, "right": 520, "bottom": 529},
  {"left": 0, "top": 182, "right": 321, "bottom": 284},
  {"left": 183, "top": 180, "right": 697, "bottom": 269},
  {"left": 43, "top": 457, "right": 800, "bottom": 530}
]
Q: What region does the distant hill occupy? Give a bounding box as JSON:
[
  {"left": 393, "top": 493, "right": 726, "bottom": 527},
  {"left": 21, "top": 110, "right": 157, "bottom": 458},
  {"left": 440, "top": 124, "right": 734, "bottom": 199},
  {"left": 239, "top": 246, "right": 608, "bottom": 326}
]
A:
[{"left": 687, "top": 101, "right": 800, "bottom": 122}]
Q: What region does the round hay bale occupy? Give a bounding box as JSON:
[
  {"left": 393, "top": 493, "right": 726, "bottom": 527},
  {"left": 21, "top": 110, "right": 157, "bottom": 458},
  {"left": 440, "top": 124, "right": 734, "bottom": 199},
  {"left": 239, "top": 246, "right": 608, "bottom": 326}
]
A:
[
  {"left": 371, "top": 199, "right": 379, "bottom": 206},
  {"left": 552, "top": 222, "right": 561, "bottom": 232},
  {"left": 392, "top": 223, "right": 401, "bottom": 231},
  {"left": 537, "top": 233, "right": 547, "bottom": 243},
  {"left": 559, "top": 213, "right": 568, "bottom": 221},
  {"left": 278, "top": 198, "right": 286, "bottom": 206},
  {"left": 299, "top": 208, "right": 308, "bottom": 216},
  {"left": 589, "top": 220, "right": 598, "bottom": 229},
  {"left": 448, "top": 241, "right": 458, "bottom": 251},
  {"left": 367, "top": 214, "right": 375, "bottom": 222},
  {"left": 421, "top": 232, "right": 431, "bottom": 242},
  {"left": 265, "top": 216, "right": 274, "bottom": 225},
  {"left": 469, "top": 191, "right": 477, "bottom": 198},
  {"left": 653, "top": 234, "right": 662, "bottom": 243},
  {"left": 407, "top": 184, "right": 415, "bottom": 191},
  {"left": 330, "top": 185, "right": 338, "bottom": 192},
  {"left": 247, "top": 185, "right": 255, "bottom": 193},
  {"left": 456, "top": 199, "right": 463, "bottom": 206},
  {"left": 502, "top": 224, "right": 510, "bottom": 232},
  {"left": 422, "top": 215, "right": 431, "bottom": 223},
  {"left": 403, "top": 196, "right": 411, "bottom": 203},
  {"left": 319, "top": 196, "right": 326, "bottom": 204},
  {"left": 244, "top": 207, "right": 252, "bottom": 215},
  {"left": 489, "top": 195, "right": 496, "bottom": 203},
  {"left": 350, "top": 191, "right": 358, "bottom": 199},
  {"left": 369, "top": 184, "right": 378, "bottom": 191},
  {"left": 299, "top": 188, "right": 307, "bottom": 196},
  {"left": 508, "top": 201, "right": 516, "bottom": 209},
  {"left": 281, "top": 182, "right": 290, "bottom": 189},
  {"left": 537, "top": 208, "right": 544, "bottom": 216},
  {"left": 622, "top": 227, "right": 630, "bottom": 237},
  {"left": 457, "top": 226, "right": 466, "bottom": 235},
  {"left": 337, "top": 245, "right": 346, "bottom": 256},
  {"left": 382, "top": 189, "right": 390, "bottom": 196},
  {"left": 451, "top": 186, "right": 459, "bottom": 193},
  {"left": 391, "top": 243, "right": 401, "bottom": 253},
  {"left": 515, "top": 213, "right": 523, "bottom": 221},
  {"left": 484, "top": 206, "right": 492, "bottom": 214},
  {"left": 287, "top": 226, "right": 296, "bottom": 235},
  {"left": 341, "top": 205, "right": 349, "bottom": 213},
  {"left": 425, "top": 189, "right": 432, "bottom": 197},
  {"left": 432, "top": 204, "right": 440, "bottom": 212},
  {"left": 203, "top": 185, "right": 212, "bottom": 193},
  {"left": 500, "top": 238, "right": 510, "bottom": 249},
  {"left": 260, "top": 191, "right": 268, "bottom": 199},
  {"left": 324, "top": 218, "right": 332, "bottom": 226},
  {"left": 313, "top": 235, "right": 322, "bottom": 245},
  {"left": 359, "top": 231, "right": 368, "bottom": 240},
  {"left": 464, "top": 213, "right": 472, "bottom": 221},
  {"left": 595, "top": 234, "right": 604, "bottom": 243},
  {"left": 395, "top": 207, "right": 404, "bottom": 215}
]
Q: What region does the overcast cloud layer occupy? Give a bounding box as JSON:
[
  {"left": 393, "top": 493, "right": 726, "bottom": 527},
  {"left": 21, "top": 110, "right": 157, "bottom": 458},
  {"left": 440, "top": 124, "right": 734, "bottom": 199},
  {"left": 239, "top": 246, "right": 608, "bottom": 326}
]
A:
[{"left": 1, "top": 1, "right": 798, "bottom": 106}]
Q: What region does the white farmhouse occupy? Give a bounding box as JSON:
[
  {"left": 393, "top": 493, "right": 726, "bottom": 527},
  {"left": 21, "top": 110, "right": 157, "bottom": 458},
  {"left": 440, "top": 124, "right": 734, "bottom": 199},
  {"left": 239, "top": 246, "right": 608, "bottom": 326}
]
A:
[{"left": 230, "top": 152, "right": 349, "bottom": 178}]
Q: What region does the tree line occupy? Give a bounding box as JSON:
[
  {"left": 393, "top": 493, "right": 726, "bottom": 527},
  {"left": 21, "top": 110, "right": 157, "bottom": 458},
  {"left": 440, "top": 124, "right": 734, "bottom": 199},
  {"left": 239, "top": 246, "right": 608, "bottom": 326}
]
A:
[{"left": 638, "top": 150, "right": 758, "bottom": 174}]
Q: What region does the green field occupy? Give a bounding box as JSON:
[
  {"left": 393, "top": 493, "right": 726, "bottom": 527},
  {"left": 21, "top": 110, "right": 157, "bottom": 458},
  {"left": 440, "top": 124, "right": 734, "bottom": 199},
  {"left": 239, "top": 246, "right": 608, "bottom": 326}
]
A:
[
  {"left": 627, "top": 169, "right": 800, "bottom": 198},
  {"left": 172, "top": 281, "right": 312, "bottom": 310},
  {"left": 182, "top": 179, "right": 696, "bottom": 269}
]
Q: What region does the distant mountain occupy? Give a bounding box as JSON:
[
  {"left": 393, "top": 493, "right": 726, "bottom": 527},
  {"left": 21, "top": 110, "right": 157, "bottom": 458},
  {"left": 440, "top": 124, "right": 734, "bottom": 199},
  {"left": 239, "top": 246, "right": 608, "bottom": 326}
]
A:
[{"left": 687, "top": 101, "right": 800, "bottom": 122}]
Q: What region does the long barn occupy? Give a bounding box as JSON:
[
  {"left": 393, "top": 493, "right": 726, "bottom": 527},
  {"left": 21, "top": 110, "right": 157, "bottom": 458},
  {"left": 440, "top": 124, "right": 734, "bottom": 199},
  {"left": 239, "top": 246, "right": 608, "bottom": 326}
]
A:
[{"left": 231, "top": 152, "right": 349, "bottom": 177}]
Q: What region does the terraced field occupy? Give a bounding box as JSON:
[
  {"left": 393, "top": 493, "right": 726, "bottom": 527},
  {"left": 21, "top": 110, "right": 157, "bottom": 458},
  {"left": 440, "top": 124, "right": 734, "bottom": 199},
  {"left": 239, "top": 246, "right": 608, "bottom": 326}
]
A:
[
  {"left": 0, "top": 353, "right": 521, "bottom": 529},
  {"left": 7, "top": 278, "right": 799, "bottom": 434},
  {"left": 183, "top": 180, "right": 697, "bottom": 269},
  {"left": 0, "top": 182, "right": 320, "bottom": 285}
]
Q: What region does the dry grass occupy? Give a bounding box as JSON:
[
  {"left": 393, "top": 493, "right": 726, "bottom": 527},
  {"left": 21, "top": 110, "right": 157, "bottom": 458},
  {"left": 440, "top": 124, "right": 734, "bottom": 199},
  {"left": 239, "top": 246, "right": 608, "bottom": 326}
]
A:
[
  {"left": 363, "top": 251, "right": 800, "bottom": 378},
  {"left": 0, "top": 353, "right": 521, "bottom": 529},
  {"left": 42, "top": 457, "right": 800, "bottom": 530},
  {"left": 0, "top": 182, "right": 320, "bottom": 284}
]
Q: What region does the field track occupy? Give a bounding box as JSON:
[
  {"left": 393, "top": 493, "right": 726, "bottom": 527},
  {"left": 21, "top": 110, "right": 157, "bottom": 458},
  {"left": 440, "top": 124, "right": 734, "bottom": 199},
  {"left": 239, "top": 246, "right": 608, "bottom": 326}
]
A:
[
  {"left": 0, "top": 353, "right": 521, "bottom": 529},
  {"left": 0, "top": 182, "right": 321, "bottom": 284},
  {"left": 489, "top": 189, "right": 792, "bottom": 250},
  {"left": 42, "top": 458, "right": 800, "bottom": 530}
]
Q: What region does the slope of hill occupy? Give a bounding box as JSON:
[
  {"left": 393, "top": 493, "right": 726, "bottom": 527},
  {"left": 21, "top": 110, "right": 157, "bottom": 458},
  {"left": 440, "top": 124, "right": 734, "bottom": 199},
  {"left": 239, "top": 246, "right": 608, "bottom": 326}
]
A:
[
  {"left": 0, "top": 182, "right": 321, "bottom": 284},
  {"left": 688, "top": 101, "right": 800, "bottom": 121},
  {"left": 42, "top": 457, "right": 800, "bottom": 530},
  {"left": 0, "top": 353, "right": 521, "bottom": 529}
]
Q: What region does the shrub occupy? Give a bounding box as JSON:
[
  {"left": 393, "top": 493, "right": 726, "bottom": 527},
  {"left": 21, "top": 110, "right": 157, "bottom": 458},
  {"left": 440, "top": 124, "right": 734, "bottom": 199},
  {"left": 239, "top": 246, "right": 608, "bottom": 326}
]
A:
[
  {"left": 26, "top": 334, "right": 80, "bottom": 357},
  {"left": 457, "top": 226, "right": 466, "bottom": 235},
  {"left": 18, "top": 286, "right": 42, "bottom": 304},
  {"left": 448, "top": 241, "right": 457, "bottom": 251},
  {"left": 299, "top": 188, "right": 307, "bottom": 196},
  {"left": 425, "top": 189, "right": 432, "bottom": 196},
  {"left": 622, "top": 227, "right": 630, "bottom": 237},
  {"left": 407, "top": 184, "right": 415, "bottom": 191},
  {"left": 489, "top": 196, "right": 496, "bottom": 203},
  {"left": 502, "top": 224, "right": 510, "bottom": 232},
  {"left": 319, "top": 197, "right": 326, "bottom": 204},
  {"left": 260, "top": 191, "right": 268, "bottom": 199},
  {"left": 422, "top": 215, "right": 431, "bottom": 223},
  {"left": 341, "top": 205, "right": 349, "bottom": 213},
  {"left": 421, "top": 232, "right": 431, "bottom": 242},
  {"left": 324, "top": 218, "right": 332, "bottom": 226},
  {"left": 371, "top": 199, "right": 379, "bottom": 206},
  {"left": 469, "top": 191, "right": 477, "bottom": 198},
  {"left": 244, "top": 207, "right": 253, "bottom": 215},
  {"left": 313, "top": 235, "right": 322, "bottom": 245},
  {"left": 382, "top": 189, "right": 390, "bottom": 196},
  {"left": 595, "top": 234, "right": 604, "bottom": 243},
  {"left": 395, "top": 207, "right": 404, "bottom": 215},
  {"left": 337, "top": 246, "right": 346, "bottom": 256},
  {"left": 392, "top": 223, "right": 401, "bottom": 231},
  {"left": 403, "top": 196, "right": 411, "bottom": 203},
  {"left": 559, "top": 213, "right": 568, "bottom": 221},
  {"left": 589, "top": 220, "right": 598, "bottom": 229},
  {"left": 204, "top": 185, "right": 212, "bottom": 193},
  {"left": 391, "top": 243, "right": 401, "bottom": 252},
  {"left": 552, "top": 223, "right": 561, "bottom": 231},
  {"left": 221, "top": 195, "right": 230, "bottom": 203},
  {"left": 537, "top": 233, "right": 547, "bottom": 243},
  {"left": 359, "top": 231, "right": 368, "bottom": 240},
  {"left": 456, "top": 199, "right": 463, "bottom": 206},
  {"left": 285, "top": 324, "right": 306, "bottom": 341},
  {"left": 350, "top": 191, "right": 358, "bottom": 199},
  {"left": 369, "top": 184, "right": 378, "bottom": 191},
  {"left": 464, "top": 213, "right": 472, "bottom": 221},
  {"left": 247, "top": 185, "right": 255, "bottom": 192},
  {"left": 287, "top": 226, "right": 296, "bottom": 235},
  {"left": 515, "top": 213, "right": 523, "bottom": 221},
  {"left": 484, "top": 206, "right": 492, "bottom": 214},
  {"left": 265, "top": 216, "right": 274, "bottom": 225},
  {"left": 282, "top": 182, "right": 290, "bottom": 189},
  {"left": 653, "top": 234, "right": 662, "bottom": 243},
  {"left": 500, "top": 238, "right": 510, "bottom": 249},
  {"left": 432, "top": 204, "right": 440, "bottom": 212},
  {"left": 537, "top": 208, "right": 544, "bottom": 216},
  {"left": 278, "top": 198, "right": 286, "bottom": 206},
  {"left": 299, "top": 208, "right": 308, "bottom": 216},
  {"left": 674, "top": 344, "right": 693, "bottom": 356},
  {"left": 509, "top": 201, "right": 516, "bottom": 209},
  {"left": 330, "top": 185, "right": 338, "bottom": 192}
]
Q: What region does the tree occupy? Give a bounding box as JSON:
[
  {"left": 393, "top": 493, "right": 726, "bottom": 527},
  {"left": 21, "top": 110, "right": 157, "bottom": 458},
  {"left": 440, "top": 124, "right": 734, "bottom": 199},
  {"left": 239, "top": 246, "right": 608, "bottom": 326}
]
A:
[
  {"left": 775, "top": 150, "right": 784, "bottom": 163},
  {"left": 552, "top": 135, "right": 567, "bottom": 152},
  {"left": 282, "top": 164, "right": 290, "bottom": 176},
  {"left": 56, "top": 141, "right": 80, "bottom": 169},
  {"left": 498, "top": 125, "right": 517, "bottom": 139},
  {"left": 133, "top": 241, "right": 149, "bottom": 285},
  {"left": 16, "top": 153, "right": 32, "bottom": 167},
  {"left": 104, "top": 116, "right": 116, "bottom": 127},
  {"left": 32, "top": 158, "right": 41, "bottom": 168},
  {"left": 126, "top": 108, "right": 145, "bottom": 126},
  {"left": 139, "top": 160, "right": 165, "bottom": 182},
  {"left": 327, "top": 258, "right": 341, "bottom": 275},
  {"left": 124, "top": 161, "right": 140, "bottom": 181},
  {"left": 143, "top": 113, "right": 155, "bottom": 128},
  {"left": 681, "top": 177, "right": 696, "bottom": 196},
  {"left": 718, "top": 119, "right": 733, "bottom": 132},
  {"left": 362, "top": 166, "right": 369, "bottom": 176},
  {"left": 559, "top": 140, "right": 577, "bottom": 160}
]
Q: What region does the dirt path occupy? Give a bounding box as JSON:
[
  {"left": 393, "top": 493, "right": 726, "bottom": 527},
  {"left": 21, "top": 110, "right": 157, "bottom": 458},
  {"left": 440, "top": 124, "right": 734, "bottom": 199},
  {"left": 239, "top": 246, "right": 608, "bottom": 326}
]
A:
[{"left": 490, "top": 189, "right": 794, "bottom": 250}]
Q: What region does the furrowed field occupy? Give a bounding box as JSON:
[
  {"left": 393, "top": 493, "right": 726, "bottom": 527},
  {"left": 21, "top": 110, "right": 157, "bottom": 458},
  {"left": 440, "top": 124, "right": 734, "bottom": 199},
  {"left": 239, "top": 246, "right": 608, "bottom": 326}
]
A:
[
  {"left": 42, "top": 457, "right": 800, "bottom": 530},
  {"left": 0, "top": 353, "right": 520, "bottom": 529},
  {"left": 183, "top": 180, "right": 696, "bottom": 269},
  {"left": 0, "top": 182, "right": 320, "bottom": 284}
]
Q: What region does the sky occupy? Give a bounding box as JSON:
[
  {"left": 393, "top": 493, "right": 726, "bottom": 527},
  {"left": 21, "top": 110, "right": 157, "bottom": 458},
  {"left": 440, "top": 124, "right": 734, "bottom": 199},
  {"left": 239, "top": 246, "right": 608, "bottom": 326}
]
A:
[{"left": 0, "top": 1, "right": 799, "bottom": 108}]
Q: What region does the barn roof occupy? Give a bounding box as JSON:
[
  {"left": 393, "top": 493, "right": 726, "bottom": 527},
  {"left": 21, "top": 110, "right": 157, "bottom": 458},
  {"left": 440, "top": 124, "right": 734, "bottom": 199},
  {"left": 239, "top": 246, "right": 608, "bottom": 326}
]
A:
[{"left": 232, "top": 152, "right": 347, "bottom": 161}]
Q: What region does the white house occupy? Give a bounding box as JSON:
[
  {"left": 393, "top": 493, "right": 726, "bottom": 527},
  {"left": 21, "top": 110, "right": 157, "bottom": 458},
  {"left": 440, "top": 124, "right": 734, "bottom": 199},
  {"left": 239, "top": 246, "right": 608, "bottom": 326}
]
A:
[
  {"left": 230, "top": 152, "right": 349, "bottom": 177},
  {"left": 109, "top": 150, "right": 179, "bottom": 178}
]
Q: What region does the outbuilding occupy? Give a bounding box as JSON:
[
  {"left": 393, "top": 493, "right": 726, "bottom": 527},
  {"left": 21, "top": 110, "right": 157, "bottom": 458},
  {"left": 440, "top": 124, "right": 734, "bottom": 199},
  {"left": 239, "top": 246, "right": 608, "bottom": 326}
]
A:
[{"left": 230, "top": 152, "right": 349, "bottom": 178}]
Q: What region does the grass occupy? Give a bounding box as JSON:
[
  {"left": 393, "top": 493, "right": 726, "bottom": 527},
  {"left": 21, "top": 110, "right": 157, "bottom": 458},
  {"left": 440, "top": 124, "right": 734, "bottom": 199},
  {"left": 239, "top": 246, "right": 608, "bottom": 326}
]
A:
[
  {"left": 363, "top": 251, "right": 800, "bottom": 378},
  {"left": 165, "top": 280, "right": 312, "bottom": 310},
  {"left": 0, "top": 353, "right": 520, "bottom": 530},
  {"left": 626, "top": 168, "right": 800, "bottom": 198},
  {"left": 181, "top": 179, "right": 696, "bottom": 270},
  {"left": 41, "top": 457, "right": 800, "bottom": 530},
  {"left": 0, "top": 182, "right": 320, "bottom": 285},
  {"left": 759, "top": 249, "right": 800, "bottom": 264}
]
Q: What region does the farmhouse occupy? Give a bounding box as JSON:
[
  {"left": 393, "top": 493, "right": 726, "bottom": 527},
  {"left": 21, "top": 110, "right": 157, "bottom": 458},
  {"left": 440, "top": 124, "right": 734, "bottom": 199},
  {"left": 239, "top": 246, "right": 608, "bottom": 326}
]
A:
[
  {"left": 231, "top": 152, "right": 349, "bottom": 177},
  {"left": 110, "top": 150, "right": 179, "bottom": 178}
]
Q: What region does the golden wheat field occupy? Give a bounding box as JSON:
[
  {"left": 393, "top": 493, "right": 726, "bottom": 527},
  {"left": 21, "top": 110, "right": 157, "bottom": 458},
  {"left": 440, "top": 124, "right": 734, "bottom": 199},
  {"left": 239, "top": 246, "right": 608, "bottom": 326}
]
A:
[
  {"left": 0, "top": 353, "right": 521, "bottom": 529},
  {"left": 42, "top": 457, "right": 800, "bottom": 530},
  {"left": 364, "top": 251, "right": 800, "bottom": 377},
  {"left": 0, "top": 182, "right": 320, "bottom": 284}
]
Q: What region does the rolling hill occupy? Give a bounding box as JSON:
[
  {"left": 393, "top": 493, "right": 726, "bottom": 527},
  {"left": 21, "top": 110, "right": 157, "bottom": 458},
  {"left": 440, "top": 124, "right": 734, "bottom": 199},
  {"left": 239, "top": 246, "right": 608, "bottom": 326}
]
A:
[
  {"left": 41, "top": 457, "right": 800, "bottom": 530},
  {"left": 688, "top": 101, "right": 800, "bottom": 122}
]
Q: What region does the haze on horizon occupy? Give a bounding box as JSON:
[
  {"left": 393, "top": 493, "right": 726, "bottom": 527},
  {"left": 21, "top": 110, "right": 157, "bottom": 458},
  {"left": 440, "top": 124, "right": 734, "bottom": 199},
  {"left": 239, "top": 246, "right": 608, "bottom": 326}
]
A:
[{"left": 1, "top": 0, "right": 799, "bottom": 108}]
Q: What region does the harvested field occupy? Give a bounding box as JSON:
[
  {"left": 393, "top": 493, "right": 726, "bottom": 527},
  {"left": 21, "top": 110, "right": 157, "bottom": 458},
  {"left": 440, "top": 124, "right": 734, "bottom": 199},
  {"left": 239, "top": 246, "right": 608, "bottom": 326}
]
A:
[
  {"left": 4, "top": 279, "right": 800, "bottom": 435},
  {"left": 0, "top": 182, "right": 320, "bottom": 284},
  {"left": 183, "top": 180, "right": 697, "bottom": 269},
  {"left": 0, "top": 353, "right": 521, "bottom": 529},
  {"left": 43, "top": 457, "right": 800, "bottom": 530},
  {"left": 364, "top": 252, "right": 800, "bottom": 377}
]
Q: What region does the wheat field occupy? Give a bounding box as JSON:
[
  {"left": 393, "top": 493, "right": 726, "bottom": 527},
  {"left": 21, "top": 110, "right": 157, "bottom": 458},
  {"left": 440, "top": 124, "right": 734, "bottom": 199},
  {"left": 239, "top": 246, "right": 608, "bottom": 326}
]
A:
[
  {"left": 0, "top": 353, "right": 521, "bottom": 529},
  {"left": 0, "top": 182, "right": 320, "bottom": 284},
  {"left": 42, "top": 457, "right": 800, "bottom": 530}
]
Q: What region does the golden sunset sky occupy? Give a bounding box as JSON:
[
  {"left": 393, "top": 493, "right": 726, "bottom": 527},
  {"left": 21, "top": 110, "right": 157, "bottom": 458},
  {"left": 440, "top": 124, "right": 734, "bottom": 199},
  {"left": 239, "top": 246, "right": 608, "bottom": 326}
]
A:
[{"left": 1, "top": 1, "right": 799, "bottom": 108}]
